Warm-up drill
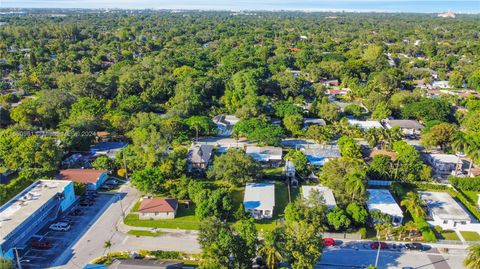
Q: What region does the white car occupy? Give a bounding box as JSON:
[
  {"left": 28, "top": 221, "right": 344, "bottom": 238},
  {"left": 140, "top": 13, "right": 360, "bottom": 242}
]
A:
[{"left": 49, "top": 222, "right": 71, "bottom": 231}]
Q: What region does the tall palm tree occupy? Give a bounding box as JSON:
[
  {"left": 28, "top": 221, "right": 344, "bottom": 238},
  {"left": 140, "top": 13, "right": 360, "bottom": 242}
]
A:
[
  {"left": 465, "top": 135, "right": 480, "bottom": 177},
  {"left": 464, "top": 245, "right": 480, "bottom": 269},
  {"left": 345, "top": 173, "right": 366, "bottom": 202},
  {"left": 258, "top": 231, "right": 283, "bottom": 269},
  {"left": 401, "top": 192, "right": 425, "bottom": 218},
  {"left": 453, "top": 132, "right": 469, "bottom": 176}
]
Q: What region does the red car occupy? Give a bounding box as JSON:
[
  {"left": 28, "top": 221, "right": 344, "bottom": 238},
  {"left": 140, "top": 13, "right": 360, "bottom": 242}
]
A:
[
  {"left": 370, "top": 242, "right": 388, "bottom": 249},
  {"left": 31, "top": 241, "right": 53, "bottom": 249},
  {"left": 323, "top": 238, "right": 335, "bottom": 247}
]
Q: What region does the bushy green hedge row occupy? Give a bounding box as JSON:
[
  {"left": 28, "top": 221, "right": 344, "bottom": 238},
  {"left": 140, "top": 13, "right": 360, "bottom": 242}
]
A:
[
  {"left": 449, "top": 190, "right": 480, "bottom": 221},
  {"left": 92, "top": 251, "right": 130, "bottom": 265},
  {"left": 449, "top": 176, "right": 480, "bottom": 191}
]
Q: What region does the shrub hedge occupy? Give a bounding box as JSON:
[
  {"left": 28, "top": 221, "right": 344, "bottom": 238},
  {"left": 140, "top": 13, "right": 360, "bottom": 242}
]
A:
[{"left": 449, "top": 176, "right": 480, "bottom": 191}]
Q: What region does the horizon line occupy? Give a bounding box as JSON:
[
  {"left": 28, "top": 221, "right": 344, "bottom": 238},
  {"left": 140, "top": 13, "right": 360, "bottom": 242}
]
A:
[{"left": 0, "top": 7, "right": 479, "bottom": 15}]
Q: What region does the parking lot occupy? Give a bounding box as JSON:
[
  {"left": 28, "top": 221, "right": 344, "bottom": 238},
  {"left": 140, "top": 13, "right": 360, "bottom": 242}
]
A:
[{"left": 18, "top": 193, "right": 116, "bottom": 269}]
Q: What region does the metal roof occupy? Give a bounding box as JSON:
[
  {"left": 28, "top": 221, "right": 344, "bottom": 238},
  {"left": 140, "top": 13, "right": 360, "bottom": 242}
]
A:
[
  {"left": 243, "top": 183, "right": 275, "bottom": 211},
  {"left": 420, "top": 191, "right": 471, "bottom": 221},
  {"left": 366, "top": 189, "right": 403, "bottom": 218}
]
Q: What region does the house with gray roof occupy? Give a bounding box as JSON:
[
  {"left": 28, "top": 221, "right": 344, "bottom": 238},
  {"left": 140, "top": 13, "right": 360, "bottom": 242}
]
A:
[
  {"left": 420, "top": 191, "right": 471, "bottom": 229},
  {"left": 384, "top": 119, "right": 424, "bottom": 136},
  {"left": 246, "top": 146, "right": 282, "bottom": 167},
  {"left": 302, "top": 145, "right": 340, "bottom": 166},
  {"left": 187, "top": 144, "right": 213, "bottom": 172}
]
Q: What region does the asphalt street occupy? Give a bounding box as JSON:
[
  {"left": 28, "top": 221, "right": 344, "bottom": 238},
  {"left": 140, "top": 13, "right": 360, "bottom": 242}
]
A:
[{"left": 317, "top": 245, "right": 467, "bottom": 269}]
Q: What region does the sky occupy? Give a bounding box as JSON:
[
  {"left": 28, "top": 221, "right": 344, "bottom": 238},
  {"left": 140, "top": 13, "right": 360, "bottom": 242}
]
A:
[{"left": 1, "top": 0, "right": 480, "bottom": 13}]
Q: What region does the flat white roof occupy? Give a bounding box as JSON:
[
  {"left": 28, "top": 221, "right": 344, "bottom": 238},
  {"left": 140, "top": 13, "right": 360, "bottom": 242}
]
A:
[
  {"left": 302, "top": 185, "right": 336, "bottom": 208},
  {"left": 420, "top": 191, "right": 471, "bottom": 221},
  {"left": 366, "top": 189, "right": 403, "bottom": 218},
  {"left": 428, "top": 154, "right": 459, "bottom": 164},
  {"left": 0, "top": 180, "right": 71, "bottom": 244},
  {"left": 245, "top": 146, "right": 282, "bottom": 161},
  {"left": 347, "top": 119, "right": 383, "bottom": 130},
  {"left": 244, "top": 183, "right": 275, "bottom": 211}
]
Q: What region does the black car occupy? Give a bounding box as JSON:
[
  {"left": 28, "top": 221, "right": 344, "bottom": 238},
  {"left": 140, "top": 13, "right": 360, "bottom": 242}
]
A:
[
  {"left": 69, "top": 209, "right": 83, "bottom": 216},
  {"left": 85, "top": 190, "right": 98, "bottom": 197},
  {"left": 405, "top": 243, "right": 424, "bottom": 251}
]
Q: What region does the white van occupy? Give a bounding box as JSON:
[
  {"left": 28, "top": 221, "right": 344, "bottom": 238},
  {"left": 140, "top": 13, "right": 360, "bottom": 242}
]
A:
[{"left": 49, "top": 222, "right": 71, "bottom": 231}]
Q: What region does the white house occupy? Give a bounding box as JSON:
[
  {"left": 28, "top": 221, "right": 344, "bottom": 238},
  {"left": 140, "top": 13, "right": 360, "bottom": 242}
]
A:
[
  {"left": 366, "top": 189, "right": 404, "bottom": 225},
  {"left": 420, "top": 191, "right": 471, "bottom": 229},
  {"left": 432, "top": 80, "right": 451, "bottom": 89},
  {"left": 384, "top": 119, "right": 424, "bottom": 136},
  {"left": 302, "top": 185, "right": 337, "bottom": 210},
  {"left": 138, "top": 198, "right": 178, "bottom": 220},
  {"left": 246, "top": 146, "right": 282, "bottom": 167},
  {"left": 244, "top": 183, "right": 275, "bottom": 219},
  {"left": 425, "top": 153, "right": 462, "bottom": 175},
  {"left": 302, "top": 145, "right": 341, "bottom": 166},
  {"left": 212, "top": 114, "right": 240, "bottom": 137},
  {"left": 347, "top": 119, "right": 383, "bottom": 131}
]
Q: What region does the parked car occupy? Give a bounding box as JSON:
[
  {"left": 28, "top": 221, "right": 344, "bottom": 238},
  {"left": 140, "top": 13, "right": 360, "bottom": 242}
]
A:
[
  {"left": 31, "top": 241, "right": 53, "bottom": 249},
  {"left": 405, "top": 243, "right": 424, "bottom": 251},
  {"left": 85, "top": 190, "right": 98, "bottom": 197},
  {"left": 370, "top": 242, "right": 388, "bottom": 249},
  {"left": 323, "top": 238, "right": 335, "bottom": 247},
  {"left": 59, "top": 217, "right": 73, "bottom": 224},
  {"left": 69, "top": 209, "right": 83, "bottom": 216},
  {"left": 79, "top": 199, "right": 94, "bottom": 206},
  {"left": 105, "top": 179, "right": 118, "bottom": 186},
  {"left": 101, "top": 185, "right": 114, "bottom": 190},
  {"left": 49, "top": 222, "right": 71, "bottom": 231}
]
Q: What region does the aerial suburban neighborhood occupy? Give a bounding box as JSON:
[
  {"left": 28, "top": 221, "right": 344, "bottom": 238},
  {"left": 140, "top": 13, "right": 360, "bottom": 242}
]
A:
[{"left": 0, "top": 3, "right": 479, "bottom": 269}]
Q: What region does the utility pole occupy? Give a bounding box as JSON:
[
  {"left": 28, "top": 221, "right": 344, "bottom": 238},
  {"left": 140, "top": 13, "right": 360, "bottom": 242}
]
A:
[
  {"left": 123, "top": 152, "right": 128, "bottom": 180},
  {"left": 374, "top": 232, "right": 381, "bottom": 268},
  {"left": 14, "top": 248, "right": 22, "bottom": 269}
]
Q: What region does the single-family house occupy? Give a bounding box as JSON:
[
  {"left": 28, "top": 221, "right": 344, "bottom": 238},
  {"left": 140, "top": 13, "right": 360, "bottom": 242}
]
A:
[
  {"left": 90, "top": 142, "right": 127, "bottom": 159},
  {"left": 303, "top": 118, "right": 326, "bottom": 129},
  {"left": 384, "top": 119, "right": 424, "bottom": 136},
  {"left": 138, "top": 198, "right": 178, "bottom": 220},
  {"left": 425, "top": 153, "right": 462, "bottom": 175},
  {"left": 420, "top": 191, "right": 471, "bottom": 229},
  {"left": 302, "top": 185, "right": 337, "bottom": 210},
  {"left": 187, "top": 144, "right": 213, "bottom": 172},
  {"left": 212, "top": 114, "right": 240, "bottom": 137},
  {"left": 284, "top": 160, "right": 298, "bottom": 187},
  {"left": 302, "top": 145, "right": 341, "bottom": 166},
  {"left": 321, "top": 79, "right": 340, "bottom": 87},
  {"left": 432, "top": 80, "right": 450, "bottom": 89},
  {"left": 347, "top": 119, "right": 383, "bottom": 131},
  {"left": 326, "top": 88, "right": 350, "bottom": 99},
  {"left": 245, "top": 146, "right": 282, "bottom": 167},
  {"left": 243, "top": 183, "right": 275, "bottom": 219},
  {"left": 366, "top": 189, "right": 404, "bottom": 225},
  {"left": 58, "top": 169, "right": 109, "bottom": 190}
]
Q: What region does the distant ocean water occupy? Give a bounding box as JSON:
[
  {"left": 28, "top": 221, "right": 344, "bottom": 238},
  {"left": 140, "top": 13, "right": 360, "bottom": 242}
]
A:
[{"left": 1, "top": 0, "right": 480, "bottom": 14}]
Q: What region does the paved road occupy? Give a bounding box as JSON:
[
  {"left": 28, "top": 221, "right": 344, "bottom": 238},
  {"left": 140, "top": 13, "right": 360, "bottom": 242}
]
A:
[
  {"left": 317, "top": 245, "right": 467, "bottom": 269},
  {"left": 51, "top": 183, "right": 200, "bottom": 269}
]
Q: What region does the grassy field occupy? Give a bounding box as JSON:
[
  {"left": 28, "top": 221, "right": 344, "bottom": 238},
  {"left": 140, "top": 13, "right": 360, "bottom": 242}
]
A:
[
  {"left": 462, "top": 191, "right": 480, "bottom": 205},
  {"left": 127, "top": 230, "right": 165, "bottom": 237},
  {"left": 460, "top": 231, "right": 480, "bottom": 241},
  {"left": 125, "top": 205, "right": 200, "bottom": 230},
  {"left": 436, "top": 230, "right": 461, "bottom": 241}
]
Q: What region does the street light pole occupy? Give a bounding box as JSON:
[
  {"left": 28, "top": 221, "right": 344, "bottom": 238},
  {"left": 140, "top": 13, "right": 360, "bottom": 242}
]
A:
[
  {"left": 14, "top": 248, "right": 22, "bottom": 269},
  {"left": 374, "top": 233, "right": 381, "bottom": 268}
]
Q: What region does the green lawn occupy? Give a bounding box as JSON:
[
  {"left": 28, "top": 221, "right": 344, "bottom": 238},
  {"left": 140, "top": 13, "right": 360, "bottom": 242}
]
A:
[
  {"left": 127, "top": 230, "right": 165, "bottom": 237},
  {"left": 462, "top": 191, "right": 480, "bottom": 205},
  {"left": 124, "top": 205, "right": 200, "bottom": 230},
  {"left": 436, "top": 230, "right": 461, "bottom": 241},
  {"left": 460, "top": 231, "right": 480, "bottom": 241}
]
